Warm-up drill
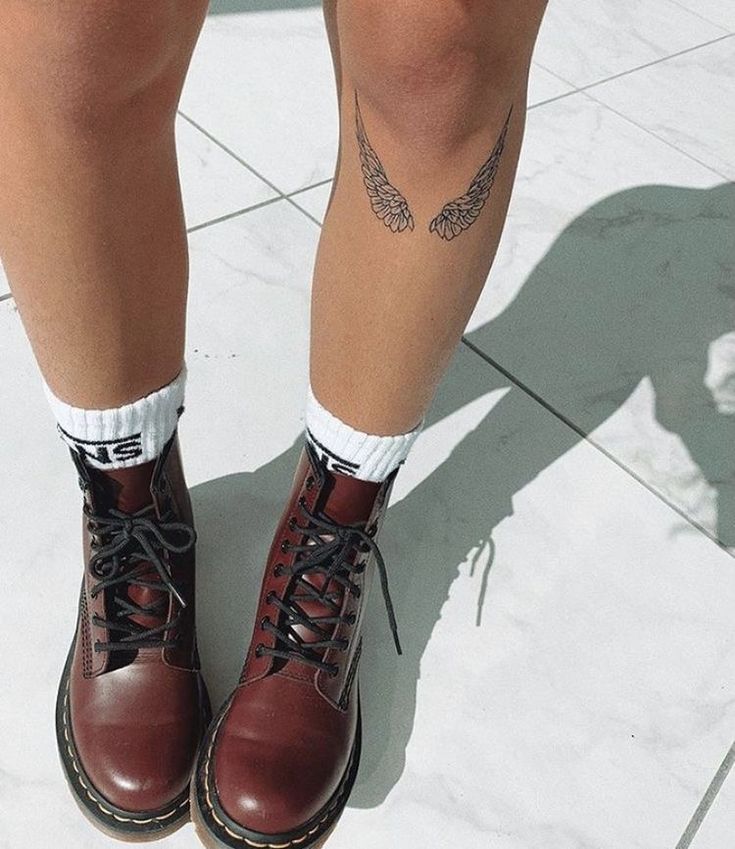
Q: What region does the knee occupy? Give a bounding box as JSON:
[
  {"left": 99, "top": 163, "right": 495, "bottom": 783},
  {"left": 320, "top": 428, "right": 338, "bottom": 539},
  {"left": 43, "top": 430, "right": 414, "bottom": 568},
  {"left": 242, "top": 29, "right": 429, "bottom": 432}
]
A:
[
  {"left": 0, "top": 1, "right": 201, "bottom": 138},
  {"left": 343, "top": 0, "right": 544, "bottom": 153}
]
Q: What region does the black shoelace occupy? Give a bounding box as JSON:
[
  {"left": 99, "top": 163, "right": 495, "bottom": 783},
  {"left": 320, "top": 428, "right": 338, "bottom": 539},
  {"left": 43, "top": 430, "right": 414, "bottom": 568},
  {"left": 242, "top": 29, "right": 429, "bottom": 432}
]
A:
[
  {"left": 85, "top": 504, "right": 196, "bottom": 653},
  {"left": 257, "top": 498, "right": 402, "bottom": 676}
]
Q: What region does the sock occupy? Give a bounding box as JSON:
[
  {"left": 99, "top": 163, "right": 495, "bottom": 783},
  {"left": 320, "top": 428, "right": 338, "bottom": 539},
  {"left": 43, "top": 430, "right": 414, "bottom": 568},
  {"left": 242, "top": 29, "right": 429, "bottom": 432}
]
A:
[
  {"left": 42, "top": 365, "right": 187, "bottom": 470},
  {"left": 305, "top": 385, "right": 422, "bottom": 482}
]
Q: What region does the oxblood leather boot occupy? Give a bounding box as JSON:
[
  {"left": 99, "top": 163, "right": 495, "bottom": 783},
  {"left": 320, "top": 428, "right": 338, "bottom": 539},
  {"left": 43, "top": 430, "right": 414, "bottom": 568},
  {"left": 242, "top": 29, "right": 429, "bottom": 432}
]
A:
[
  {"left": 55, "top": 432, "right": 211, "bottom": 841},
  {"left": 192, "top": 440, "right": 401, "bottom": 849}
]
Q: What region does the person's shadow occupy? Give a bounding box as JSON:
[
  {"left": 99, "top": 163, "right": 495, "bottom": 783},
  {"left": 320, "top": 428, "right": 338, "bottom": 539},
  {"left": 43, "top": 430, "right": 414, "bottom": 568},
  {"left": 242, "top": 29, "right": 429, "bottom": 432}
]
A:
[{"left": 190, "top": 182, "right": 735, "bottom": 809}]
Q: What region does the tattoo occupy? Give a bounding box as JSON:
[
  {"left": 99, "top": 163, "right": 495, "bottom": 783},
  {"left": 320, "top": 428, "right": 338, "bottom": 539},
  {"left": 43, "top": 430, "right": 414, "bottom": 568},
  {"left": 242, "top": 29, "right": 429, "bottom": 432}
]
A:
[
  {"left": 355, "top": 92, "right": 415, "bottom": 234},
  {"left": 429, "top": 106, "right": 513, "bottom": 241}
]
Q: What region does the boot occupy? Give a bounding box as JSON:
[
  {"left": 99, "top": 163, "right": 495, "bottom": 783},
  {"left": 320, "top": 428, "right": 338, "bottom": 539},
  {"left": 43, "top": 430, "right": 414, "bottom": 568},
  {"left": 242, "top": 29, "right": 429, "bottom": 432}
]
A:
[
  {"left": 192, "top": 440, "right": 400, "bottom": 849},
  {"left": 55, "top": 431, "right": 211, "bottom": 840}
]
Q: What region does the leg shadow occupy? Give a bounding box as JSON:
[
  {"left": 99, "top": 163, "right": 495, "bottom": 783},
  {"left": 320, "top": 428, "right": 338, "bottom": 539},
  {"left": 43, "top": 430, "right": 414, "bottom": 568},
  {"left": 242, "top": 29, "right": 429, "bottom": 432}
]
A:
[{"left": 190, "top": 181, "right": 735, "bottom": 810}]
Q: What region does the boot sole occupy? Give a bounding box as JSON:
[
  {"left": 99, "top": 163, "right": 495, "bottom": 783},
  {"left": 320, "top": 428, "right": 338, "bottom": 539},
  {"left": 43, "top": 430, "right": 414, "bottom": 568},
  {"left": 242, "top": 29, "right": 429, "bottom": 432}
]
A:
[
  {"left": 55, "top": 639, "right": 211, "bottom": 842},
  {"left": 191, "top": 698, "right": 362, "bottom": 849}
]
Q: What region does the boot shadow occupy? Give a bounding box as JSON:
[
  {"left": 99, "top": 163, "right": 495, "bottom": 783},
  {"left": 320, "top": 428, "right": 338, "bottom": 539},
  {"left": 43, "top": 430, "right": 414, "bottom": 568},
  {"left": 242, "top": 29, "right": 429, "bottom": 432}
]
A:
[{"left": 190, "top": 181, "right": 735, "bottom": 810}]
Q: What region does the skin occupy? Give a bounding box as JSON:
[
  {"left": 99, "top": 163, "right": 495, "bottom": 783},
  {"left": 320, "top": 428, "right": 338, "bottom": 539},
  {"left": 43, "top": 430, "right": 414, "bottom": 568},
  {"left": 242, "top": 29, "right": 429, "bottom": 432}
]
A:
[
  {"left": 0, "top": 0, "right": 547, "bottom": 436},
  {"left": 313, "top": 0, "right": 548, "bottom": 435},
  {"left": 0, "top": 1, "right": 209, "bottom": 408}
]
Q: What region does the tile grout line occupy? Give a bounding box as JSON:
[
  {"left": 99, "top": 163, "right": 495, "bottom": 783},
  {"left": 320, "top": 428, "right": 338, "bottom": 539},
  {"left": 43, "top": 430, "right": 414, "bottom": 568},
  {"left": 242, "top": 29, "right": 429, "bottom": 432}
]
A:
[
  {"left": 461, "top": 336, "right": 735, "bottom": 560},
  {"left": 537, "top": 34, "right": 734, "bottom": 182},
  {"left": 287, "top": 178, "right": 334, "bottom": 198},
  {"left": 536, "top": 32, "right": 734, "bottom": 100},
  {"left": 187, "top": 183, "right": 331, "bottom": 234},
  {"left": 582, "top": 89, "right": 731, "bottom": 181},
  {"left": 666, "top": 0, "right": 734, "bottom": 33},
  {"left": 675, "top": 740, "right": 735, "bottom": 849},
  {"left": 186, "top": 195, "right": 285, "bottom": 233},
  {"left": 285, "top": 195, "right": 322, "bottom": 227},
  {"left": 177, "top": 109, "right": 289, "bottom": 200}
]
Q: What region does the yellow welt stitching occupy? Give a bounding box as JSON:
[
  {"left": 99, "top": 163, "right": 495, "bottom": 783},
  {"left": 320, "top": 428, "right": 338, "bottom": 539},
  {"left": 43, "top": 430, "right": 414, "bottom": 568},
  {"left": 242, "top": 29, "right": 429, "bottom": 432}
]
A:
[
  {"left": 62, "top": 679, "right": 186, "bottom": 825},
  {"left": 199, "top": 709, "right": 352, "bottom": 847}
]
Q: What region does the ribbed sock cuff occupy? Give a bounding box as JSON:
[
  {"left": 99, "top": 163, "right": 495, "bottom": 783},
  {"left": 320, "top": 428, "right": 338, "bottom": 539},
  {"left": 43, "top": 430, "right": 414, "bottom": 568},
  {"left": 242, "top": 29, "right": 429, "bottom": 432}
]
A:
[
  {"left": 305, "top": 385, "right": 422, "bottom": 482},
  {"left": 43, "top": 366, "right": 187, "bottom": 470}
]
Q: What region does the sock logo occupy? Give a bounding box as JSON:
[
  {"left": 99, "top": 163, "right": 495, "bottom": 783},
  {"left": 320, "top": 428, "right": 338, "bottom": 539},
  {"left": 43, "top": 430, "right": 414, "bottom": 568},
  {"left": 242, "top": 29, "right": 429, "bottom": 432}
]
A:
[
  {"left": 306, "top": 429, "right": 360, "bottom": 478},
  {"left": 57, "top": 425, "right": 143, "bottom": 466}
]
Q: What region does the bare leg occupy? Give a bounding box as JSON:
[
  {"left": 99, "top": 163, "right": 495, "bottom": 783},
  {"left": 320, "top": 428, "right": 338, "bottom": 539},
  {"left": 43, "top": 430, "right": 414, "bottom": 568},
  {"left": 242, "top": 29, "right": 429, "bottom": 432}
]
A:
[
  {"left": 0, "top": 0, "right": 209, "bottom": 408},
  {"left": 313, "top": 0, "right": 547, "bottom": 434}
]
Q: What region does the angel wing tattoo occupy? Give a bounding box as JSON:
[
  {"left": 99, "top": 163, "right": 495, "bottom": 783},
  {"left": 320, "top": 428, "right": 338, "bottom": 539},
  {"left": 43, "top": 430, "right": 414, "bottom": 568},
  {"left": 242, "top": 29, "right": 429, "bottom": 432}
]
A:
[
  {"left": 429, "top": 106, "right": 513, "bottom": 241},
  {"left": 355, "top": 92, "right": 415, "bottom": 234}
]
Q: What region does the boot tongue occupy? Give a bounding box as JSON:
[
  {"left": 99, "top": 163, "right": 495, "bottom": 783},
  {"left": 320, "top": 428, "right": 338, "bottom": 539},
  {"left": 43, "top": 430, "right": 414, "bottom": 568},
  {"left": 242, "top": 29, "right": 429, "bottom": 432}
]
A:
[
  {"left": 87, "top": 460, "right": 168, "bottom": 633},
  {"left": 288, "top": 468, "right": 381, "bottom": 655},
  {"left": 317, "top": 469, "right": 381, "bottom": 526},
  {"left": 88, "top": 460, "right": 157, "bottom": 514}
]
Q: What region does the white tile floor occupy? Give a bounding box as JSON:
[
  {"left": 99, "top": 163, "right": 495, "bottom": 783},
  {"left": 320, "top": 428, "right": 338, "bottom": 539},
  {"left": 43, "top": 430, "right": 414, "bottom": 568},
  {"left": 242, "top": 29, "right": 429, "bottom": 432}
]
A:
[{"left": 1, "top": 3, "right": 734, "bottom": 848}]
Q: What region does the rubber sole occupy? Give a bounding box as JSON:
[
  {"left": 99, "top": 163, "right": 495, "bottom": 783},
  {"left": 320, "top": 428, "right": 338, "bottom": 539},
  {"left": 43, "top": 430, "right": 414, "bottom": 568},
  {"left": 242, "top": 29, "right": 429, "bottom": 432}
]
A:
[
  {"left": 55, "top": 640, "right": 211, "bottom": 842},
  {"left": 191, "top": 700, "right": 362, "bottom": 849}
]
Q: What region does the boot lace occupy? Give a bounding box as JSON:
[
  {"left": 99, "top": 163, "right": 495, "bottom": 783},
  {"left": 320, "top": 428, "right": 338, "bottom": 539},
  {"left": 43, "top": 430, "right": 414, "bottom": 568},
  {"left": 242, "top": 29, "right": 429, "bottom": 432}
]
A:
[
  {"left": 85, "top": 504, "right": 196, "bottom": 653},
  {"left": 257, "top": 497, "right": 402, "bottom": 676}
]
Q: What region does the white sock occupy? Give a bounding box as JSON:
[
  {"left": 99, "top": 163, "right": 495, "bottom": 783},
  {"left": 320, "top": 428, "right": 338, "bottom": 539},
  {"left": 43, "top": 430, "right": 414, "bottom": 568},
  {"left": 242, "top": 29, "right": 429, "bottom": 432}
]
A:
[
  {"left": 305, "top": 385, "right": 422, "bottom": 482},
  {"left": 42, "top": 366, "right": 187, "bottom": 470}
]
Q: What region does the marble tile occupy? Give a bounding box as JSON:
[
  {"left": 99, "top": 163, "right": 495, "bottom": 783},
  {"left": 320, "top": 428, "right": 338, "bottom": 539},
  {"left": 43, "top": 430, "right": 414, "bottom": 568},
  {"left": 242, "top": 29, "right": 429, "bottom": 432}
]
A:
[
  {"left": 465, "top": 91, "right": 731, "bottom": 544},
  {"left": 534, "top": 0, "right": 725, "bottom": 88},
  {"left": 592, "top": 37, "right": 735, "bottom": 179},
  {"left": 528, "top": 62, "right": 576, "bottom": 105},
  {"left": 1, "top": 199, "right": 734, "bottom": 848},
  {"left": 687, "top": 744, "right": 735, "bottom": 848},
  {"left": 289, "top": 181, "right": 332, "bottom": 224},
  {"left": 674, "top": 0, "right": 735, "bottom": 31},
  {"left": 341, "top": 356, "right": 735, "bottom": 848},
  {"left": 176, "top": 114, "right": 278, "bottom": 230},
  {"left": 180, "top": 8, "right": 336, "bottom": 194},
  {"left": 180, "top": 13, "right": 579, "bottom": 197}
]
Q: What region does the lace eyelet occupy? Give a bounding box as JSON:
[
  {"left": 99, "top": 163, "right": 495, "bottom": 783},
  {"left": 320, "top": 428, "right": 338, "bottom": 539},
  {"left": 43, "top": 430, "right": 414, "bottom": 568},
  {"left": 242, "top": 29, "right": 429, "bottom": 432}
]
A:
[
  {"left": 298, "top": 496, "right": 307, "bottom": 508},
  {"left": 347, "top": 613, "right": 357, "bottom": 625},
  {"left": 273, "top": 564, "right": 284, "bottom": 577},
  {"left": 280, "top": 540, "right": 290, "bottom": 553},
  {"left": 339, "top": 639, "right": 349, "bottom": 652},
  {"left": 329, "top": 664, "right": 340, "bottom": 678},
  {"left": 305, "top": 476, "right": 315, "bottom": 491},
  {"left": 260, "top": 616, "right": 270, "bottom": 630},
  {"left": 287, "top": 517, "right": 297, "bottom": 532},
  {"left": 266, "top": 591, "right": 276, "bottom": 604},
  {"left": 366, "top": 523, "right": 377, "bottom": 537},
  {"left": 255, "top": 643, "right": 265, "bottom": 658}
]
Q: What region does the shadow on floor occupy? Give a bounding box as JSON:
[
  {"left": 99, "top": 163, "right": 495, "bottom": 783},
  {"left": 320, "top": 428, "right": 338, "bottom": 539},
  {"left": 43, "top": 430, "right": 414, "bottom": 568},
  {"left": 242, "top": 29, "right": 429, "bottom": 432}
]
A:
[
  {"left": 190, "top": 181, "right": 735, "bottom": 810},
  {"left": 208, "top": 0, "right": 319, "bottom": 13}
]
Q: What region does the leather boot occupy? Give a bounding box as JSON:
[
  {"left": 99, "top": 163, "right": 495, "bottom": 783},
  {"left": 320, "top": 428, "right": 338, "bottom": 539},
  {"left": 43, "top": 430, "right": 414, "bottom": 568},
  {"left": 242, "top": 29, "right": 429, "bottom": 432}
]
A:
[
  {"left": 192, "top": 440, "right": 401, "bottom": 849},
  {"left": 55, "top": 432, "right": 211, "bottom": 840}
]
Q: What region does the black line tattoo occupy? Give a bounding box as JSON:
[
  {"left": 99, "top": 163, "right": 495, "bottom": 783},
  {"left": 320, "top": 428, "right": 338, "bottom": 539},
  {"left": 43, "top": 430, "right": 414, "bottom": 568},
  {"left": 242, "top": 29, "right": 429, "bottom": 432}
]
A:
[
  {"left": 355, "top": 92, "right": 415, "bottom": 234},
  {"left": 429, "top": 106, "right": 513, "bottom": 241}
]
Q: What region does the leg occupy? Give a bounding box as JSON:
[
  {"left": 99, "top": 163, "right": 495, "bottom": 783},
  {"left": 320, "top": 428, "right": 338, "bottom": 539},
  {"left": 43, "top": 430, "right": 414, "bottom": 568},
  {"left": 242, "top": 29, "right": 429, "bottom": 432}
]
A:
[
  {"left": 0, "top": 0, "right": 208, "bottom": 407},
  {"left": 0, "top": 1, "right": 212, "bottom": 836},
  {"left": 192, "top": 4, "right": 548, "bottom": 849},
  {"left": 313, "top": 0, "right": 547, "bottom": 434}
]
